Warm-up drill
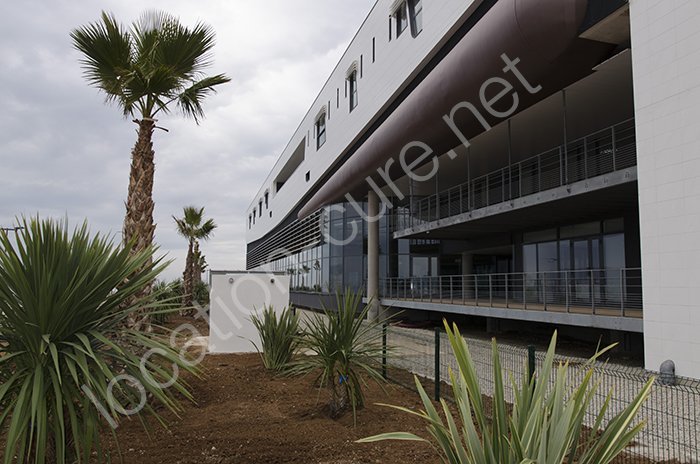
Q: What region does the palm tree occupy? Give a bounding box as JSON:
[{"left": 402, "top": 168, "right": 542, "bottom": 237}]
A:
[
  {"left": 173, "top": 206, "right": 217, "bottom": 308},
  {"left": 71, "top": 11, "right": 230, "bottom": 259}
]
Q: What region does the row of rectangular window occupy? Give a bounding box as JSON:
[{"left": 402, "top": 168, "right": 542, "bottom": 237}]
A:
[
  {"left": 252, "top": 2, "right": 424, "bottom": 229},
  {"left": 314, "top": 0, "right": 422, "bottom": 152}
]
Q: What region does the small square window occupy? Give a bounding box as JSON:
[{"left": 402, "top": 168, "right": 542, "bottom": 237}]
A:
[{"left": 315, "top": 113, "right": 326, "bottom": 149}]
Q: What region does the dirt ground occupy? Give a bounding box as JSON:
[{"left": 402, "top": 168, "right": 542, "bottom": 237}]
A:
[{"left": 105, "top": 351, "right": 438, "bottom": 463}]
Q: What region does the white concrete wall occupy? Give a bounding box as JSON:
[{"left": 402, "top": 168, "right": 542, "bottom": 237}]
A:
[
  {"left": 209, "top": 272, "right": 290, "bottom": 353},
  {"left": 246, "top": 0, "right": 482, "bottom": 243},
  {"left": 630, "top": 0, "right": 700, "bottom": 378}
]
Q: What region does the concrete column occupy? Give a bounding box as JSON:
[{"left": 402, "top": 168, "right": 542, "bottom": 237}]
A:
[
  {"left": 367, "top": 190, "right": 380, "bottom": 321},
  {"left": 461, "top": 252, "right": 474, "bottom": 301}
]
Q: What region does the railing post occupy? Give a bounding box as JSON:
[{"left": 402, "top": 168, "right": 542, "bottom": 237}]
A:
[
  {"left": 565, "top": 271, "right": 570, "bottom": 313},
  {"left": 612, "top": 124, "right": 617, "bottom": 171},
  {"left": 621, "top": 268, "right": 625, "bottom": 316},
  {"left": 429, "top": 277, "right": 433, "bottom": 303},
  {"left": 559, "top": 147, "right": 565, "bottom": 186},
  {"left": 502, "top": 170, "right": 506, "bottom": 202},
  {"left": 542, "top": 274, "right": 547, "bottom": 311},
  {"left": 434, "top": 327, "right": 441, "bottom": 402},
  {"left": 450, "top": 276, "right": 454, "bottom": 304},
  {"left": 591, "top": 269, "right": 596, "bottom": 315},
  {"left": 505, "top": 274, "right": 509, "bottom": 308},
  {"left": 439, "top": 276, "right": 443, "bottom": 302},
  {"left": 382, "top": 323, "right": 388, "bottom": 380},
  {"left": 584, "top": 136, "right": 588, "bottom": 179},
  {"left": 475, "top": 276, "right": 479, "bottom": 306},
  {"left": 489, "top": 274, "right": 493, "bottom": 307}
]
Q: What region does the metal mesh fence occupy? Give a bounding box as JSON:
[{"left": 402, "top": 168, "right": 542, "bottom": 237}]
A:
[{"left": 382, "top": 324, "right": 700, "bottom": 464}]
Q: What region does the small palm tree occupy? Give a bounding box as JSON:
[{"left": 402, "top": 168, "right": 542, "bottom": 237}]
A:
[
  {"left": 71, "top": 11, "right": 230, "bottom": 259},
  {"left": 288, "top": 292, "right": 388, "bottom": 422},
  {"left": 173, "top": 206, "right": 216, "bottom": 308}
]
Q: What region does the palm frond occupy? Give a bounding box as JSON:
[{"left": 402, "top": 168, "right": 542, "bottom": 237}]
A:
[
  {"left": 0, "top": 217, "right": 198, "bottom": 464},
  {"left": 70, "top": 11, "right": 134, "bottom": 109},
  {"left": 176, "top": 74, "right": 231, "bottom": 123}
]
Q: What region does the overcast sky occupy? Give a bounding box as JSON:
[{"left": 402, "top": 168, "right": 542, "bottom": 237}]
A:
[{"left": 0, "top": 0, "right": 376, "bottom": 281}]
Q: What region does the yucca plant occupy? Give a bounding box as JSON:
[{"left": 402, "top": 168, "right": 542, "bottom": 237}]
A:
[
  {"left": 360, "top": 321, "right": 654, "bottom": 464},
  {"left": 289, "top": 292, "right": 387, "bottom": 422},
  {"left": 0, "top": 218, "right": 198, "bottom": 464},
  {"left": 250, "top": 306, "right": 300, "bottom": 372}
]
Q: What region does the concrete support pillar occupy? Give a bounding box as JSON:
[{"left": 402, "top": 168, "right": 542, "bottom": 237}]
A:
[
  {"left": 367, "top": 190, "right": 380, "bottom": 321},
  {"left": 461, "top": 252, "right": 474, "bottom": 301}
]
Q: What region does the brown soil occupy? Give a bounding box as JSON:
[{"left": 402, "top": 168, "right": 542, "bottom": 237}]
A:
[{"left": 105, "top": 331, "right": 438, "bottom": 463}]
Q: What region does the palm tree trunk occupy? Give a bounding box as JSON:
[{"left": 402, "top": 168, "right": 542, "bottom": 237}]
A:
[
  {"left": 193, "top": 241, "right": 202, "bottom": 286},
  {"left": 124, "top": 118, "right": 156, "bottom": 330},
  {"left": 182, "top": 238, "right": 195, "bottom": 310},
  {"left": 123, "top": 119, "right": 156, "bottom": 252}
]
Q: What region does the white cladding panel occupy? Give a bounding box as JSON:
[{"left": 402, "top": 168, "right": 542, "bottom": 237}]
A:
[
  {"left": 246, "top": 0, "right": 481, "bottom": 242},
  {"left": 209, "top": 272, "right": 290, "bottom": 353},
  {"left": 631, "top": 0, "right": 700, "bottom": 378}
]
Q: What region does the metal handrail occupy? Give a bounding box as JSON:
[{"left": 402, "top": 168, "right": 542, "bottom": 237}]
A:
[
  {"left": 379, "top": 267, "right": 643, "bottom": 317},
  {"left": 396, "top": 119, "right": 637, "bottom": 231}
]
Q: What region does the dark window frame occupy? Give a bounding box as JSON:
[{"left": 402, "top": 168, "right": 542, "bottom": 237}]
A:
[
  {"left": 315, "top": 112, "right": 327, "bottom": 149},
  {"left": 348, "top": 70, "right": 358, "bottom": 112},
  {"left": 408, "top": 0, "right": 423, "bottom": 37},
  {"left": 395, "top": 2, "right": 408, "bottom": 37}
]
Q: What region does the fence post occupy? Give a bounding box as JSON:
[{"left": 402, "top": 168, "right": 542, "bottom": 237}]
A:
[
  {"left": 434, "top": 327, "right": 441, "bottom": 402},
  {"left": 528, "top": 345, "right": 536, "bottom": 384},
  {"left": 382, "top": 323, "right": 388, "bottom": 380}
]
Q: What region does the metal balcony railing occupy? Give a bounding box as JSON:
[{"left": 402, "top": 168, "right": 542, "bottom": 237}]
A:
[
  {"left": 396, "top": 119, "right": 637, "bottom": 231},
  {"left": 380, "top": 268, "right": 643, "bottom": 318}
]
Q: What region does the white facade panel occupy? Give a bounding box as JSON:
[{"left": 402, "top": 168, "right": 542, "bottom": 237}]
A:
[
  {"left": 246, "top": 0, "right": 482, "bottom": 242},
  {"left": 631, "top": 0, "right": 700, "bottom": 378}
]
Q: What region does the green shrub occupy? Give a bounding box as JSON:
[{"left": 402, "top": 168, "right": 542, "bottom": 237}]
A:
[
  {"left": 250, "top": 306, "right": 300, "bottom": 372},
  {"left": 289, "top": 292, "right": 387, "bottom": 422},
  {"left": 0, "top": 218, "right": 197, "bottom": 464},
  {"left": 192, "top": 280, "right": 210, "bottom": 306},
  {"left": 360, "top": 321, "right": 654, "bottom": 464},
  {"left": 151, "top": 279, "right": 183, "bottom": 324}
]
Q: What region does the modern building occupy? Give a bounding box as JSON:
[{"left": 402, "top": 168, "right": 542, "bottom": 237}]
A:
[{"left": 245, "top": 0, "right": 700, "bottom": 378}]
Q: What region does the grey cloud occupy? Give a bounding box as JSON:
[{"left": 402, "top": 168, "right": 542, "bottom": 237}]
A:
[{"left": 0, "top": 0, "right": 375, "bottom": 280}]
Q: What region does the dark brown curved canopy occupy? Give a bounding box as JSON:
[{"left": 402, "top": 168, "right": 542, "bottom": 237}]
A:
[{"left": 299, "top": 0, "right": 611, "bottom": 219}]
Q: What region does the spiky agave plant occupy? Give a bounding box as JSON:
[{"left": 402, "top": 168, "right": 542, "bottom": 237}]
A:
[
  {"left": 0, "top": 218, "right": 198, "bottom": 464},
  {"left": 250, "top": 306, "right": 300, "bottom": 372},
  {"left": 360, "top": 321, "right": 654, "bottom": 464},
  {"left": 289, "top": 292, "right": 387, "bottom": 422}
]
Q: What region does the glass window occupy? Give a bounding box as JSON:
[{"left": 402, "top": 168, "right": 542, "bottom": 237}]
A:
[
  {"left": 315, "top": 113, "right": 326, "bottom": 149},
  {"left": 603, "top": 233, "right": 626, "bottom": 269},
  {"left": 259, "top": 201, "right": 263, "bottom": 217},
  {"left": 412, "top": 256, "right": 430, "bottom": 277},
  {"left": 348, "top": 70, "right": 358, "bottom": 111},
  {"left": 537, "top": 242, "right": 558, "bottom": 272},
  {"left": 344, "top": 256, "right": 363, "bottom": 291},
  {"left": 559, "top": 240, "right": 571, "bottom": 271},
  {"left": 396, "top": 3, "right": 408, "bottom": 37},
  {"left": 398, "top": 255, "right": 410, "bottom": 278},
  {"left": 264, "top": 192, "right": 269, "bottom": 208},
  {"left": 408, "top": 0, "right": 423, "bottom": 36},
  {"left": 523, "top": 244, "right": 537, "bottom": 273}
]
